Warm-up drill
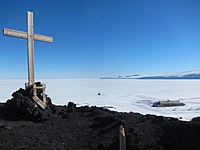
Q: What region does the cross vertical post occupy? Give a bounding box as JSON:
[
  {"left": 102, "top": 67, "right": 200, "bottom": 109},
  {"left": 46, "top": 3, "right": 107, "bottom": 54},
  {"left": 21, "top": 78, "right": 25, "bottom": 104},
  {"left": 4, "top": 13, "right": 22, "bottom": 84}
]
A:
[{"left": 27, "top": 11, "right": 34, "bottom": 86}]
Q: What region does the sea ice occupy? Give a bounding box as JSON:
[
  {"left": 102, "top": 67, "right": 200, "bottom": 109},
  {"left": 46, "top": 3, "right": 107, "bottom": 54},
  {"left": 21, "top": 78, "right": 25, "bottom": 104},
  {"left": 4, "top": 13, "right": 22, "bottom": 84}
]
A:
[{"left": 0, "top": 79, "right": 200, "bottom": 121}]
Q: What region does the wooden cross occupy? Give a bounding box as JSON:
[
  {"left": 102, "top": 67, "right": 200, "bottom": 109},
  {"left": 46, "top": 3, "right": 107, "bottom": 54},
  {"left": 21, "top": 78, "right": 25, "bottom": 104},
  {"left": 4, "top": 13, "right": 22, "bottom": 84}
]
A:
[
  {"left": 3, "top": 11, "right": 53, "bottom": 109},
  {"left": 3, "top": 11, "right": 53, "bottom": 86}
]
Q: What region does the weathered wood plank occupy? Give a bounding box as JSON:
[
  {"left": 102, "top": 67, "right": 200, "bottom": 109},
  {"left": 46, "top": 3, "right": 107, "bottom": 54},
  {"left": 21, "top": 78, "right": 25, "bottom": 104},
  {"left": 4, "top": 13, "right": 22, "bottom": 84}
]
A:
[
  {"left": 119, "top": 125, "right": 126, "bottom": 150},
  {"left": 3, "top": 28, "right": 27, "bottom": 39},
  {"left": 3, "top": 28, "right": 53, "bottom": 43},
  {"left": 34, "top": 34, "right": 53, "bottom": 43},
  {"left": 27, "top": 11, "right": 35, "bottom": 86}
]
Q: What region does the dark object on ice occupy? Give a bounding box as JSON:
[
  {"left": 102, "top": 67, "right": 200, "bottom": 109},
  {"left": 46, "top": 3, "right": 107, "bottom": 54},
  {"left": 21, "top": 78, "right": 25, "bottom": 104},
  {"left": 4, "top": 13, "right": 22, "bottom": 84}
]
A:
[
  {"left": 152, "top": 100, "right": 185, "bottom": 107},
  {"left": 98, "top": 93, "right": 101, "bottom": 95}
]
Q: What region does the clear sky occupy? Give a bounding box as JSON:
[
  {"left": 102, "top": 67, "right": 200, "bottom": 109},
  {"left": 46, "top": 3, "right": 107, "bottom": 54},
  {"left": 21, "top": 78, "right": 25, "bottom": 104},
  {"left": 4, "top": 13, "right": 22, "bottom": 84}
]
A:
[{"left": 0, "top": 0, "right": 200, "bottom": 78}]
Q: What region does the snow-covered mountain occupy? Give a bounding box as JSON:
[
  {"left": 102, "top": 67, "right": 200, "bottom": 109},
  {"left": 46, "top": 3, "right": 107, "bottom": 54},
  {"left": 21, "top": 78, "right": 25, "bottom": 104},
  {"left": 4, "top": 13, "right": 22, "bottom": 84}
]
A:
[
  {"left": 137, "top": 70, "right": 200, "bottom": 79},
  {"left": 101, "top": 70, "right": 200, "bottom": 79}
]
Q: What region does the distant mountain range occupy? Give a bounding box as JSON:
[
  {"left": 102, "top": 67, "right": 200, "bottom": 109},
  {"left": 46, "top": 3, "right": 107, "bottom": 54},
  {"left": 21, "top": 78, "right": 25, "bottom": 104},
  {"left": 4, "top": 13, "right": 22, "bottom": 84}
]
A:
[{"left": 101, "top": 70, "right": 200, "bottom": 79}]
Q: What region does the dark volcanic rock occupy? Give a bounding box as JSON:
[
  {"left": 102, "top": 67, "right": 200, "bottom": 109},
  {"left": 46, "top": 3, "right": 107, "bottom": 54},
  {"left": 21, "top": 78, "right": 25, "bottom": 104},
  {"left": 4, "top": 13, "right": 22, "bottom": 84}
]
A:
[
  {"left": 0, "top": 86, "right": 76, "bottom": 122},
  {"left": 0, "top": 87, "right": 200, "bottom": 150}
]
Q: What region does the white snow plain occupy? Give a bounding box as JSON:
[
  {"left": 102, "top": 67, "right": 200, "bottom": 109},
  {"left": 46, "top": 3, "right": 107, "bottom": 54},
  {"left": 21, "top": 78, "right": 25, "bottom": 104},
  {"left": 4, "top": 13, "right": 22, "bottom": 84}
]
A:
[{"left": 0, "top": 79, "right": 200, "bottom": 121}]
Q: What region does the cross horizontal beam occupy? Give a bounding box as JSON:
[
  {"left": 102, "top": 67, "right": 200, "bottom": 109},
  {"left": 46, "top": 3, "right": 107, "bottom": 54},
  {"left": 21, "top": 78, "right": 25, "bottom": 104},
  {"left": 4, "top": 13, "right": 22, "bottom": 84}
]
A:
[{"left": 3, "top": 28, "right": 53, "bottom": 43}]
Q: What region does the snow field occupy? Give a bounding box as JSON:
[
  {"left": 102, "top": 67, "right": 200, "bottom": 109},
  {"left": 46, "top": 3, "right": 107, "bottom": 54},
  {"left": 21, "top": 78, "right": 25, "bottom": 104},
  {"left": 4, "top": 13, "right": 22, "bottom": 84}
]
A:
[{"left": 0, "top": 79, "right": 200, "bottom": 121}]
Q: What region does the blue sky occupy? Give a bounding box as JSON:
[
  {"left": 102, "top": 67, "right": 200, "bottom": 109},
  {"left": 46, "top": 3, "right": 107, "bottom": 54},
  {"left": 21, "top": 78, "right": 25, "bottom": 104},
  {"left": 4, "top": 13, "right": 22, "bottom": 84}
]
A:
[{"left": 0, "top": 0, "right": 200, "bottom": 78}]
